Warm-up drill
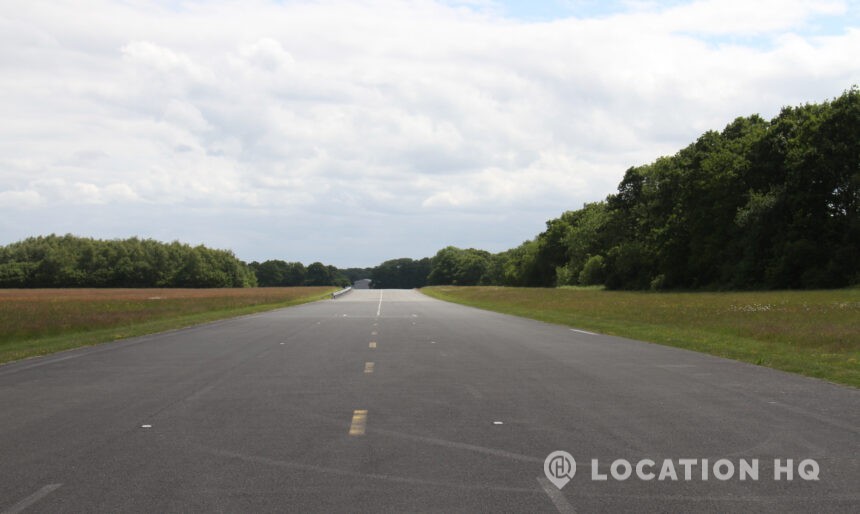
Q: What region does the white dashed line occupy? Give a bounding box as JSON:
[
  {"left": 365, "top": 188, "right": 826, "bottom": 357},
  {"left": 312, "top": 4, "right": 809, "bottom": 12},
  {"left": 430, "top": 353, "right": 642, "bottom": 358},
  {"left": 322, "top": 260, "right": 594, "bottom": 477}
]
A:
[{"left": 570, "top": 329, "right": 597, "bottom": 336}]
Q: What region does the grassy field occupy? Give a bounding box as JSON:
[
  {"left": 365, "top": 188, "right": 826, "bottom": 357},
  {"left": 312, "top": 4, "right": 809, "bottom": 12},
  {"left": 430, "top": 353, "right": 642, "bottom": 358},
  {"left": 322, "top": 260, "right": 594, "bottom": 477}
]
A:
[
  {"left": 0, "top": 287, "right": 336, "bottom": 365},
  {"left": 421, "top": 286, "right": 860, "bottom": 388}
]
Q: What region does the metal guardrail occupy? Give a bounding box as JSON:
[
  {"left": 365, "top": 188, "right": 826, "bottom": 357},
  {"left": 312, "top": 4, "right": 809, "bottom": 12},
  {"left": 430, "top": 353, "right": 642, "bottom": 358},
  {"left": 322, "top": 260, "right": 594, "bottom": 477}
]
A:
[{"left": 331, "top": 286, "right": 352, "bottom": 299}]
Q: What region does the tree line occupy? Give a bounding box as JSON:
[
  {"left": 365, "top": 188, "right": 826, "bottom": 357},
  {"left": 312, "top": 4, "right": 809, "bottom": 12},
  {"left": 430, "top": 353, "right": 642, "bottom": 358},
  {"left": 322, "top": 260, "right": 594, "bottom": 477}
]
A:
[
  {"left": 0, "top": 235, "right": 258, "bottom": 288},
  {"left": 0, "top": 235, "right": 358, "bottom": 289},
  {"left": 248, "top": 260, "right": 351, "bottom": 288},
  {"left": 378, "top": 88, "right": 859, "bottom": 290}
]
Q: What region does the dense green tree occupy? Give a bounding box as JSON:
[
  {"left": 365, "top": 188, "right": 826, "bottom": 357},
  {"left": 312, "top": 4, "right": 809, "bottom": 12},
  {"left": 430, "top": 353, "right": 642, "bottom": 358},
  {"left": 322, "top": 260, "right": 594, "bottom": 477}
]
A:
[
  {"left": 426, "top": 247, "right": 459, "bottom": 285},
  {"left": 371, "top": 258, "right": 431, "bottom": 289},
  {"left": 427, "top": 247, "right": 491, "bottom": 286},
  {"left": 554, "top": 202, "right": 612, "bottom": 286},
  {"left": 303, "top": 262, "right": 331, "bottom": 286},
  {"left": 577, "top": 255, "right": 606, "bottom": 286},
  {"left": 327, "top": 265, "right": 351, "bottom": 288},
  {"left": 282, "top": 262, "right": 307, "bottom": 286},
  {"left": 249, "top": 260, "right": 287, "bottom": 286}
]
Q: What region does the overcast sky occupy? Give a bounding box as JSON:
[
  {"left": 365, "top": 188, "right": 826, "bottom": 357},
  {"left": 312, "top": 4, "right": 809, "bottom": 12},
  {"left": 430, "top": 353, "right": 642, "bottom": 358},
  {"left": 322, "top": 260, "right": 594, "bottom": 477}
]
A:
[{"left": 1, "top": 1, "right": 858, "bottom": 267}]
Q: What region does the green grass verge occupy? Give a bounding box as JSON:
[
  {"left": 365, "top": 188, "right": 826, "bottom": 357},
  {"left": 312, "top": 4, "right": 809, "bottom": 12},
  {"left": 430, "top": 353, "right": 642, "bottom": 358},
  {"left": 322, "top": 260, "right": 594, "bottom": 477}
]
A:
[
  {"left": 0, "top": 287, "right": 336, "bottom": 365},
  {"left": 421, "top": 286, "right": 859, "bottom": 388}
]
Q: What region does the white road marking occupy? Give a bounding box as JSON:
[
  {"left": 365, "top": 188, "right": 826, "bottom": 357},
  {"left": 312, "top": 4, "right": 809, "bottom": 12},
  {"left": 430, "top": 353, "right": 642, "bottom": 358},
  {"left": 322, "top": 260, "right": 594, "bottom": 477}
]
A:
[
  {"left": 2, "top": 483, "right": 62, "bottom": 514},
  {"left": 376, "top": 291, "right": 383, "bottom": 317},
  {"left": 493, "top": 421, "right": 503, "bottom": 425},
  {"left": 570, "top": 329, "right": 597, "bottom": 336},
  {"left": 141, "top": 424, "right": 152, "bottom": 428},
  {"left": 537, "top": 477, "right": 577, "bottom": 514}
]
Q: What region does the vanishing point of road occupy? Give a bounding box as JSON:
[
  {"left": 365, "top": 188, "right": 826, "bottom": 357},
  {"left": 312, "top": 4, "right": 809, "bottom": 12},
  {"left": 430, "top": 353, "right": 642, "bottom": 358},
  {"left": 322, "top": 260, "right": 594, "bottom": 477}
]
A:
[{"left": 1, "top": 289, "right": 857, "bottom": 512}]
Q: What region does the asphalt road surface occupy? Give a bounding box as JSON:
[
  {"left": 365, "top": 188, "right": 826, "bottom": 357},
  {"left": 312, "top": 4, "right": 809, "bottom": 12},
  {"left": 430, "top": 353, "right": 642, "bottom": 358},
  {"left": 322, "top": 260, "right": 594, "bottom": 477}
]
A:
[{"left": 1, "top": 289, "right": 858, "bottom": 513}]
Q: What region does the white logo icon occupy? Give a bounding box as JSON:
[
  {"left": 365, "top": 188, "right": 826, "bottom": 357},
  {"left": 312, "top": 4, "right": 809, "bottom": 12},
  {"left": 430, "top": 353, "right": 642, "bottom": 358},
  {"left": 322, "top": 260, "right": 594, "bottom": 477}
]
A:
[{"left": 544, "top": 451, "right": 576, "bottom": 489}]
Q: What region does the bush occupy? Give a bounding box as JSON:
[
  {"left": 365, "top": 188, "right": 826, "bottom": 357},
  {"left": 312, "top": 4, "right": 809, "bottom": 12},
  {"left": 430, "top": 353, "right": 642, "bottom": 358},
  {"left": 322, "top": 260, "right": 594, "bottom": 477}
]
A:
[{"left": 578, "top": 255, "right": 606, "bottom": 286}]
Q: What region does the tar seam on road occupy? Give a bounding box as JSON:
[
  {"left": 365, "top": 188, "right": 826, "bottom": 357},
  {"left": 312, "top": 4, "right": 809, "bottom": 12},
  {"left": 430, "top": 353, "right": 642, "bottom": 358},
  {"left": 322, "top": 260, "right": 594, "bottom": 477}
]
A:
[
  {"left": 537, "top": 477, "right": 577, "bottom": 514},
  {"left": 199, "top": 445, "right": 537, "bottom": 493},
  {"left": 1, "top": 483, "right": 62, "bottom": 514},
  {"left": 367, "top": 426, "right": 541, "bottom": 463},
  {"left": 349, "top": 410, "right": 368, "bottom": 436}
]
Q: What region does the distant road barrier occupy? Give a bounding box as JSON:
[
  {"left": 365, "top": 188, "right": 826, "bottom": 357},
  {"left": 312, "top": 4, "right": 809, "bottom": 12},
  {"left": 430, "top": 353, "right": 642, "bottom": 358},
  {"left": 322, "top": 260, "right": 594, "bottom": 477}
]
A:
[{"left": 331, "top": 287, "right": 352, "bottom": 299}]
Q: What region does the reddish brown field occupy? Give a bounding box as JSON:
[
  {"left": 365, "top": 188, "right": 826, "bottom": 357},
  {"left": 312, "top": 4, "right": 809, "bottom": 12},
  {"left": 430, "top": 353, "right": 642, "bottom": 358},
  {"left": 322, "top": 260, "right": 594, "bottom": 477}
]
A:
[
  {"left": 0, "top": 287, "right": 335, "bottom": 363},
  {"left": 0, "top": 288, "right": 327, "bottom": 301}
]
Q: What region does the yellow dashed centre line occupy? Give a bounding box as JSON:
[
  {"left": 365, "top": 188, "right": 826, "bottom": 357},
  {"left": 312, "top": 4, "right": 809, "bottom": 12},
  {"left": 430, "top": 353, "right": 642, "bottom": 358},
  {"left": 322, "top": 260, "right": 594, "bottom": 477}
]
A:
[
  {"left": 349, "top": 410, "right": 367, "bottom": 436},
  {"left": 369, "top": 342, "right": 377, "bottom": 349},
  {"left": 364, "top": 362, "right": 375, "bottom": 373}
]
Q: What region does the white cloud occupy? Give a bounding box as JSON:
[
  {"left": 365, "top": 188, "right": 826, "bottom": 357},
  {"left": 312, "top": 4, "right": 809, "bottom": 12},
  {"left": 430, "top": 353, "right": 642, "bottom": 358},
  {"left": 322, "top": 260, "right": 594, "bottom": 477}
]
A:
[
  {"left": 163, "top": 99, "right": 212, "bottom": 133},
  {"left": 237, "top": 38, "right": 295, "bottom": 72},
  {"left": 0, "top": 0, "right": 858, "bottom": 265},
  {"left": 0, "top": 190, "right": 44, "bottom": 208},
  {"left": 121, "top": 41, "right": 214, "bottom": 83}
]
